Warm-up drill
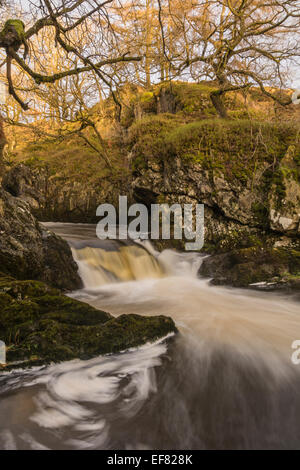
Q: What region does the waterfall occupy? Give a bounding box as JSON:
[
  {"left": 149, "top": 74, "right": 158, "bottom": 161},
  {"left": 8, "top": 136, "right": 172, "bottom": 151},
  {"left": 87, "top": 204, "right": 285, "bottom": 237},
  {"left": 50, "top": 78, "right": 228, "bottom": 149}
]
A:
[
  {"left": 2, "top": 223, "right": 300, "bottom": 449},
  {"left": 72, "top": 243, "right": 164, "bottom": 288}
]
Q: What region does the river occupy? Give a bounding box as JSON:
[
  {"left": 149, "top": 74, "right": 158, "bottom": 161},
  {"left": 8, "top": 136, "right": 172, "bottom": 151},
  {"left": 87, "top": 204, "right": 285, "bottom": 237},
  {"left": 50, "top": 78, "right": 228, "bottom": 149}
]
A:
[{"left": 0, "top": 222, "right": 300, "bottom": 450}]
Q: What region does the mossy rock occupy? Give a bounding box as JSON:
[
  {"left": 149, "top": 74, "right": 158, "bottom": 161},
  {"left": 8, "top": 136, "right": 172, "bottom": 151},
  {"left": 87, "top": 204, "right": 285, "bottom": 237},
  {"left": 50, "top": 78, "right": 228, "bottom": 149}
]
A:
[
  {"left": 199, "top": 245, "right": 300, "bottom": 289},
  {"left": 0, "top": 274, "right": 177, "bottom": 369},
  {"left": 0, "top": 187, "right": 82, "bottom": 290}
]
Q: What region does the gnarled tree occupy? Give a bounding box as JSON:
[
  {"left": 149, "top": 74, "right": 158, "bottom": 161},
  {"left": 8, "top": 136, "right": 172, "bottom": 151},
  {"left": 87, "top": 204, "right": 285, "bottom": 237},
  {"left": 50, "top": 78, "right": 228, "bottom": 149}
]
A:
[
  {"left": 158, "top": 0, "right": 300, "bottom": 117},
  {"left": 0, "top": 0, "right": 142, "bottom": 176}
]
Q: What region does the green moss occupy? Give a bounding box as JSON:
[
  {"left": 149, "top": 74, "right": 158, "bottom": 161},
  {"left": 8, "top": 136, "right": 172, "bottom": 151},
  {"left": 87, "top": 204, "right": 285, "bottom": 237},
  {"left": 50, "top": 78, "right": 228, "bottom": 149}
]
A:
[
  {"left": 0, "top": 292, "right": 12, "bottom": 310},
  {"left": 131, "top": 154, "right": 148, "bottom": 172},
  {"left": 203, "top": 230, "right": 267, "bottom": 254},
  {"left": 293, "top": 151, "right": 300, "bottom": 167},
  {"left": 140, "top": 91, "right": 154, "bottom": 103},
  {"left": 7, "top": 19, "right": 25, "bottom": 36},
  {"left": 157, "top": 81, "right": 217, "bottom": 115},
  {"left": 130, "top": 117, "right": 294, "bottom": 190},
  {"left": 129, "top": 114, "right": 183, "bottom": 169},
  {"left": 0, "top": 19, "right": 25, "bottom": 41}
]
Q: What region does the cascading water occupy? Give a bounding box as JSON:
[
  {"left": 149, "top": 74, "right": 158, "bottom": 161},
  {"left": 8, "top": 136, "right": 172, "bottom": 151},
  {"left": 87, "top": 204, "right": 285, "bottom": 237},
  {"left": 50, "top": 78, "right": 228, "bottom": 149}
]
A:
[
  {"left": 72, "top": 243, "right": 164, "bottom": 286},
  {"left": 1, "top": 223, "right": 300, "bottom": 450}
]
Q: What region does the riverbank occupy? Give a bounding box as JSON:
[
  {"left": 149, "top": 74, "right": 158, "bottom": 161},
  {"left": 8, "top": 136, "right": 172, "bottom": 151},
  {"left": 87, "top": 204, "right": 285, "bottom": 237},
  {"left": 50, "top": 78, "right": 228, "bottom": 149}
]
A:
[
  {"left": 1, "top": 222, "right": 300, "bottom": 449},
  {"left": 2, "top": 82, "right": 300, "bottom": 289},
  {"left": 0, "top": 271, "right": 176, "bottom": 370}
]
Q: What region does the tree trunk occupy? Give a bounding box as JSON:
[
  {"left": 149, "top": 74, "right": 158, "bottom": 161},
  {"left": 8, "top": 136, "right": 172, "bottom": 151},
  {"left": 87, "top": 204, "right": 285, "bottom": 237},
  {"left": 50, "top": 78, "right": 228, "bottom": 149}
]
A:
[
  {"left": 210, "top": 92, "right": 228, "bottom": 118},
  {"left": 0, "top": 115, "right": 6, "bottom": 180},
  {"left": 145, "top": 0, "right": 152, "bottom": 88}
]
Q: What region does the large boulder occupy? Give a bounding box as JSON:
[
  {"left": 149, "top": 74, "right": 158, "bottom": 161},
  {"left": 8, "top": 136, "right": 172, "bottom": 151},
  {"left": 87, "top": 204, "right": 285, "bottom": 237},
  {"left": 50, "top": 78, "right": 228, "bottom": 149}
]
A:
[
  {"left": 0, "top": 273, "right": 177, "bottom": 369},
  {"left": 130, "top": 118, "right": 300, "bottom": 247},
  {"left": 0, "top": 187, "right": 82, "bottom": 290},
  {"left": 199, "top": 243, "right": 300, "bottom": 290},
  {"left": 2, "top": 163, "right": 42, "bottom": 209}
]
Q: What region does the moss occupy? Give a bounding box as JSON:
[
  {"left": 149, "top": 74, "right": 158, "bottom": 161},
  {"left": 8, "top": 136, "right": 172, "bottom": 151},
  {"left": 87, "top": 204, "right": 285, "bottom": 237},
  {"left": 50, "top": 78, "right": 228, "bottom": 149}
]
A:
[
  {"left": 140, "top": 91, "right": 155, "bottom": 103},
  {"left": 129, "top": 114, "right": 183, "bottom": 169},
  {"left": 170, "top": 119, "right": 287, "bottom": 159},
  {"left": 293, "top": 150, "right": 300, "bottom": 169},
  {"left": 271, "top": 168, "right": 286, "bottom": 207},
  {"left": 0, "top": 19, "right": 25, "bottom": 42},
  {"left": 0, "top": 274, "right": 177, "bottom": 368},
  {"left": 0, "top": 278, "right": 55, "bottom": 297},
  {"left": 156, "top": 81, "right": 217, "bottom": 115},
  {"left": 0, "top": 292, "right": 12, "bottom": 309},
  {"left": 251, "top": 202, "right": 269, "bottom": 228},
  {"left": 131, "top": 154, "right": 148, "bottom": 172},
  {"left": 130, "top": 116, "right": 294, "bottom": 179},
  {"left": 130, "top": 118, "right": 295, "bottom": 193},
  {"left": 203, "top": 230, "right": 268, "bottom": 254},
  {"left": 6, "top": 19, "right": 25, "bottom": 37}
]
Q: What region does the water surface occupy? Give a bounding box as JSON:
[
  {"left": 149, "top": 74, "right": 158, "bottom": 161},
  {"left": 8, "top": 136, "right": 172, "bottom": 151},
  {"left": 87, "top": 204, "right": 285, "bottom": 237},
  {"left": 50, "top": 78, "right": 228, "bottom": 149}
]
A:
[{"left": 1, "top": 223, "right": 300, "bottom": 450}]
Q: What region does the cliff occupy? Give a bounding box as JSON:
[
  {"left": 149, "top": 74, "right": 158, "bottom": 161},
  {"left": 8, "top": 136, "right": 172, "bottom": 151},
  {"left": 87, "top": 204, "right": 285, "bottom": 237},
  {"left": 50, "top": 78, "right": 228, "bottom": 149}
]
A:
[{"left": 3, "top": 81, "right": 300, "bottom": 289}]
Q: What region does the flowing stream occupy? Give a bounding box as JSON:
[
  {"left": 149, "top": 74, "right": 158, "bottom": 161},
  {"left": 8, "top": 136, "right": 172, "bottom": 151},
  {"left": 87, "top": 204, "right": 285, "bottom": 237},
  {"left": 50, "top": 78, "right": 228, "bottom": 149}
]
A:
[{"left": 1, "top": 223, "right": 300, "bottom": 450}]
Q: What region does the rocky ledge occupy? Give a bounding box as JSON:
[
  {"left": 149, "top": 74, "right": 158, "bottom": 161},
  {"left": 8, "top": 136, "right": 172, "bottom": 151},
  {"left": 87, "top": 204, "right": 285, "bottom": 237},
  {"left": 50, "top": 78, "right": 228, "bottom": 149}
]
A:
[
  {"left": 0, "top": 273, "right": 176, "bottom": 370},
  {"left": 0, "top": 187, "right": 82, "bottom": 290},
  {"left": 199, "top": 243, "right": 300, "bottom": 291}
]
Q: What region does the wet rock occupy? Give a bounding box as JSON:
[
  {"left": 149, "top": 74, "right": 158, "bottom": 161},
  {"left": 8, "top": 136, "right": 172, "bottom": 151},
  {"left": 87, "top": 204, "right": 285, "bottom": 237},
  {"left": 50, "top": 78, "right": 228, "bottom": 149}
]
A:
[
  {"left": 199, "top": 244, "right": 300, "bottom": 289},
  {"left": 130, "top": 119, "right": 300, "bottom": 248},
  {"left": 0, "top": 274, "right": 177, "bottom": 369},
  {"left": 2, "top": 164, "right": 42, "bottom": 209},
  {"left": 0, "top": 187, "right": 81, "bottom": 290}
]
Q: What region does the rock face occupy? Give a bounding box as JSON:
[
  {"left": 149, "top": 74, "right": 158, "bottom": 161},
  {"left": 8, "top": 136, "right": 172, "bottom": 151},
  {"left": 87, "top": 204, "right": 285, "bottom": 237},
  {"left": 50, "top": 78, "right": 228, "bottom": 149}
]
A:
[
  {"left": 129, "top": 119, "right": 300, "bottom": 245},
  {"left": 0, "top": 187, "right": 82, "bottom": 290},
  {"left": 127, "top": 117, "right": 300, "bottom": 287},
  {"left": 132, "top": 156, "right": 263, "bottom": 247},
  {"left": 2, "top": 164, "right": 101, "bottom": 222},
  {"left": 0, "top": 273, "right": 177, "bottom": 369},
  {"left": 2, "top": 164, "right": 42, "bottom": 209},
  {"left": 3, "top": 110, "right": 300, "bottom": 290},
  {"left": 2, "top": 163, "right": 128, "bottom": 223},
  {"left": 268, "top": 145, "right": 300, "bottom": 234},
  {"left": 132, "top": 155, "right": 259, "bottom": 235}
]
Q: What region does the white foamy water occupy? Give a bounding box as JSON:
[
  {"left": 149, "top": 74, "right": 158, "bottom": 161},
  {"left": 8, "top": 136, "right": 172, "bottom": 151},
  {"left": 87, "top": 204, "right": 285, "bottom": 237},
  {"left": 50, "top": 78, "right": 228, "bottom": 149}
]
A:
[
  {"left": 72, "top": 244, "right": 164, "bottom": 287},
  {"left": 71, "top": 237, "right": 300, "bottom": 377},
  {"left": 1, "top": 223, "right": 300, "bottom": 450},
  {"left": 0, "top": 337, "right": 170, "bottom": 450}
]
